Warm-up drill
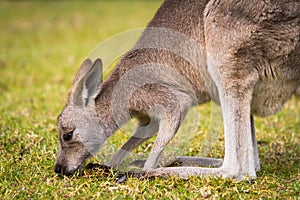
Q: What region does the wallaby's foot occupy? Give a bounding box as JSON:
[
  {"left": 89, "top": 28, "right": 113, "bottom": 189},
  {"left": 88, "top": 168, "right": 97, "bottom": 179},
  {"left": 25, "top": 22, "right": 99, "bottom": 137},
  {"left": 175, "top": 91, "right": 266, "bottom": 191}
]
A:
[
  {"left": 128, "top": 156, "right": 223, "bottom": 168},
  {"left": 122, "top": 167, "right": 221, "bottom": 180},
  {"left": 164, "top": 156, "right": 223, "bottom": 168},
  {"left": 122, "top": 166, "right": 256, "bottom": 181}
]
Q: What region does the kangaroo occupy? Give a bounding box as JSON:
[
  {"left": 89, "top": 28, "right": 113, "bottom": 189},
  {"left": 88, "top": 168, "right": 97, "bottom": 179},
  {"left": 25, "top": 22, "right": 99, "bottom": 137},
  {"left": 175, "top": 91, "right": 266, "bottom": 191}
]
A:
[{"left": 54, "top": 0, "right": 300, "bottom": 180}]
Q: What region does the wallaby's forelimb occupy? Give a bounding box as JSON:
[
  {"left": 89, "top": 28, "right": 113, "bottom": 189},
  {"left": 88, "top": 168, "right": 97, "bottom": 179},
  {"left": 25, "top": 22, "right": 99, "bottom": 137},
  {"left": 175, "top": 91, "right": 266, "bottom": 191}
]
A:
[
  {"left": 106, "top": 120, "right": 159, "bottom": 168},
  {"left": 143, "top": 115, "right": 181, "bottom": 170}
]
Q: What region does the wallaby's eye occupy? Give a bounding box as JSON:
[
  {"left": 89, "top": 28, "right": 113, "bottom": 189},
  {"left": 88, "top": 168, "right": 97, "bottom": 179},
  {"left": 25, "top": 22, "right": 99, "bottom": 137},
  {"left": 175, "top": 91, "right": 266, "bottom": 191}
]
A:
[{"left": 63, "top": 131, "right": 74, "bottom": 142}]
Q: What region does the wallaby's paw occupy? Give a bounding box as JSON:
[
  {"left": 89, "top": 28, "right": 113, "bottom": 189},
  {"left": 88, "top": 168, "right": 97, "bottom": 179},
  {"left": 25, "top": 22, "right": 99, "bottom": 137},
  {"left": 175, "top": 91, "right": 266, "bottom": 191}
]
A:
[{"left": 85, "top": 163, "right": 116, "bottom": 176}]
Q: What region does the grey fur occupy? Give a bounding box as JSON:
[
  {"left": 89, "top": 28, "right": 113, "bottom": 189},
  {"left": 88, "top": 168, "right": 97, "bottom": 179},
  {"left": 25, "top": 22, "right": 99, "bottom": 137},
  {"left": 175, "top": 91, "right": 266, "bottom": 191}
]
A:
[{"left": 55, "top": 0, "right": 299, "bottom": 180}]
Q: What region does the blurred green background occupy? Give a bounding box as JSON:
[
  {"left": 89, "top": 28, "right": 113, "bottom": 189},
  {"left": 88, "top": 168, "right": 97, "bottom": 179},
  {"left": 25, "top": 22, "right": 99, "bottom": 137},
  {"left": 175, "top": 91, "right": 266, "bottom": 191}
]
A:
[{"left": 0, "top": 1, "right": 299, "bottom": 199}]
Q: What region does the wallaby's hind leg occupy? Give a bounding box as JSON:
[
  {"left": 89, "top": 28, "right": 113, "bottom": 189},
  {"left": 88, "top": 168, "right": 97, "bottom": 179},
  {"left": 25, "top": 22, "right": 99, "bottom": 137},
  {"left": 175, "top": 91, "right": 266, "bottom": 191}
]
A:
[
  {"left": 164, "top": 156, "right": 223, "bottom": 168},
  {"left": 156, "top": 116, "right": 256, "bottom": 173},
  {"left": 129, "top": 75, "right": 258, "bottom": 179},
  {"left": 106, "top": 119, "right": 159, "bottom": 168},
  {"left": 125, "top": 114, "right": 252, "bottom": 176},
  {"left": 251, "top": 115, "right": 260, "bottom": 172},
  {"left": 152, "top": 115, "right": 255, "bottom": 175},
  {"left": 215, "top": 78, "right": 257, "bottom": 180}
]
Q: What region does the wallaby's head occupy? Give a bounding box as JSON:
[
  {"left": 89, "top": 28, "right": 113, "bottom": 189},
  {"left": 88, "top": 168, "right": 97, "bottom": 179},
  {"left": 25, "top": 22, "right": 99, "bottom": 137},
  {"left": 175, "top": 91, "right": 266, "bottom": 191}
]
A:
[{"left": 54, "top": 58, "right": 108, "bottom": 175}]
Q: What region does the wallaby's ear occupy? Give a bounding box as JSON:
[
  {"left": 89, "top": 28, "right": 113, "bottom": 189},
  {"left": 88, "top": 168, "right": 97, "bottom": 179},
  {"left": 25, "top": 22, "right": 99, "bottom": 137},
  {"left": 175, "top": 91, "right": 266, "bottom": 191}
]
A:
[
  {"left": 72, "top": 58, "right": 93, "bottom": 87},
  {"left": 70, "top": 58, "right": 103, "bottom": 107}
]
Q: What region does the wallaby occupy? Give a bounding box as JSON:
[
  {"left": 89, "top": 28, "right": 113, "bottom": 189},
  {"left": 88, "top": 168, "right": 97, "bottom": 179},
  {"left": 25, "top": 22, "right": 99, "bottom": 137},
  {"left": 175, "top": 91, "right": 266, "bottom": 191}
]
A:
[{"left": 54, "top": 0, "right": 300, "bottom": 180}]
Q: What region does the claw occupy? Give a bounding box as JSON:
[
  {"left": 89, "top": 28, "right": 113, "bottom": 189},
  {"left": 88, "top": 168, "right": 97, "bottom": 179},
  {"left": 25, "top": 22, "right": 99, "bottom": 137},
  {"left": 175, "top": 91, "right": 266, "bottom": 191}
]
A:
[{"left": 116, "top": 174, "right": 127, "bottom": 183}]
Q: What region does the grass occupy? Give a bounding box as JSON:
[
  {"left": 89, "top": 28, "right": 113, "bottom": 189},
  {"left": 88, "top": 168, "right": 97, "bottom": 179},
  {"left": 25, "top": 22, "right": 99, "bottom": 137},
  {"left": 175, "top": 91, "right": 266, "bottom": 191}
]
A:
[{"left": 0, "top": 1, "right": 299, "bottom": 199}]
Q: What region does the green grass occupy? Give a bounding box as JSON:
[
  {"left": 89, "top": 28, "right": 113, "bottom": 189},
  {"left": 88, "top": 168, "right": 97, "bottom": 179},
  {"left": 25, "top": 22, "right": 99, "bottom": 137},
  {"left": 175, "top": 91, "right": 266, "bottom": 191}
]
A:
[{"left": 0, "top": 1, "right": 299, "bottom": 199}]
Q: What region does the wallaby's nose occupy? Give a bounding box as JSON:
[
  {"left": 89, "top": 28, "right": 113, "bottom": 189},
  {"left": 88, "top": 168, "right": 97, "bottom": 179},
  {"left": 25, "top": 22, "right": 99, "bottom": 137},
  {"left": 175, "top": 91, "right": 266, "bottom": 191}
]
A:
[{"left": 54, "top": 164, "right": 62, "bottom": 174}]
